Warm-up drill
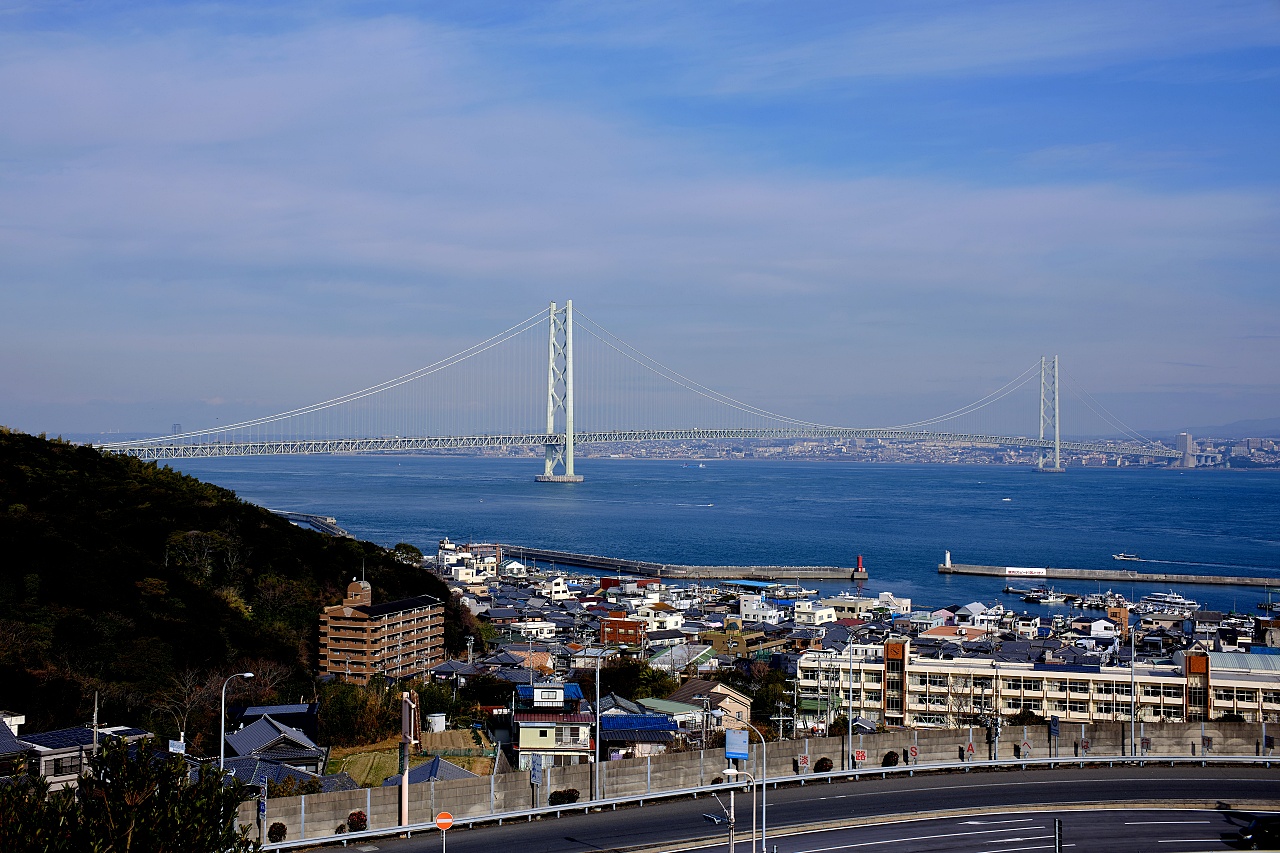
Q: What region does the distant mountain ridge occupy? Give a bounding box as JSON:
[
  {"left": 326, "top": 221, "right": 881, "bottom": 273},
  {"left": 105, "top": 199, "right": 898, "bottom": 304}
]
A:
[{"left": 1152, "top": 416, "right": 1280, "bottom": 440}]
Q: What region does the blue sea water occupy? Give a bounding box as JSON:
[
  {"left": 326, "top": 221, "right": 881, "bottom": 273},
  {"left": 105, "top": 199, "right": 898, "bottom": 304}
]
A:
[{"left": 170, "top": 456, "right": 1280, "bottom": 616}]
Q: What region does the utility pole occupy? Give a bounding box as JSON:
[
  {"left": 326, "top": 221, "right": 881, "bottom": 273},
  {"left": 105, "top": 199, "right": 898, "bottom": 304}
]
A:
[
  {"left": 594, "top": 653, "right": 601, "bottom": 800},
  {"left": 400, "top": 691, "right": 419, "bottom": 826}
]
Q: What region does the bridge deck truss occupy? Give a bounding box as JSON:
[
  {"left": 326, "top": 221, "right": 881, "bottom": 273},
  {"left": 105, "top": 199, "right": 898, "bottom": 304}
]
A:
[{"left": 99, "top": 428, "right": 1181, "bottom": 461}]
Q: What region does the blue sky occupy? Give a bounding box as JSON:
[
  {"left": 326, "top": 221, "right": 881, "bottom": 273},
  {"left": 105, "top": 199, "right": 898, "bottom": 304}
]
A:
[{"left": 2, "top": 1, "right": 1278, "bottom": 436}]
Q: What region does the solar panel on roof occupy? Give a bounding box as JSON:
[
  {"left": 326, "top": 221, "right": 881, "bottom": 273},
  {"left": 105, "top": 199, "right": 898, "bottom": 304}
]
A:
[{"left": 22, "top": 727, "right": 95, "bottom": 749}]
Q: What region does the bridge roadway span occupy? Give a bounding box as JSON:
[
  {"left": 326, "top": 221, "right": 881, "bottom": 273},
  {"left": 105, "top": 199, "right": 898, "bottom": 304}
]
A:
[
  {"left": 941, "top": 562, "right": 1280, "bottom": 589},
  {"left": 500, "top": 544, "right": 855, "bottom": 581},
  {"left": 367, "top": 766, "right": 1279, "bottom": 853},
  {"left": 98, "top": 428, "right": 1182, "bottom": 460}
]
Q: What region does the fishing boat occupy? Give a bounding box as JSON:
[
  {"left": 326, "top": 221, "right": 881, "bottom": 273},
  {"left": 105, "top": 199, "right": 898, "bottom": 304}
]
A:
[
  {"left": 1113, "top": 552, "right": 1141, "bottom": 561},
  {"left": 1083, "top": 590, "right": 1132, "bottom": 609}
]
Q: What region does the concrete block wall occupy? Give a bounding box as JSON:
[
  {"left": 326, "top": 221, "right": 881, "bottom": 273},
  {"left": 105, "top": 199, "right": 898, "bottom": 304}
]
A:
[{"left": 237, "top": 721, "right": 1274, "bottom": 843}]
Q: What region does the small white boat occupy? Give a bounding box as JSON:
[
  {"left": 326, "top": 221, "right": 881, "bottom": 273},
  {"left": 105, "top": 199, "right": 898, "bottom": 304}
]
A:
[{"left": 1113, "top": 552, "right": 1141, "bottom": 561}]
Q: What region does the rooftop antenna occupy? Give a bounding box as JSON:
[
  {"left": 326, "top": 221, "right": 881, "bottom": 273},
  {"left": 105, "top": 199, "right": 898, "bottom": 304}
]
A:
[{"left": 361, "top": 559, "right": 366, "bottom": 583}]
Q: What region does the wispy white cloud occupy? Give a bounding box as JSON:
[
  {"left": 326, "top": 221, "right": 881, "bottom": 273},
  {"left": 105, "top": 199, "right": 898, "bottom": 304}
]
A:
[
  {"left": 483, "top": 0, "right": 1280, "bottom": 92},
  {"left": 0, "top": 5, "right": 1277, "bottom": 433}
]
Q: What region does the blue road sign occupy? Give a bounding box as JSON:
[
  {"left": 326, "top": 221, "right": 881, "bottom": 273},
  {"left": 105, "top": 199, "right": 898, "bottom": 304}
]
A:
[
  {"left": 1049, "top": 715, "right": 1060, "bottom": 738},
  {"left": 726, "top": 729, "right": 750, "bottom": 760}
]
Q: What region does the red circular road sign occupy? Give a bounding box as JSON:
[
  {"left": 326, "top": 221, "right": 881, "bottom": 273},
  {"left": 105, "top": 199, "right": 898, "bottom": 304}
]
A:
[{"left": 435, "top": 812, "right": 454, "bottom": 831}]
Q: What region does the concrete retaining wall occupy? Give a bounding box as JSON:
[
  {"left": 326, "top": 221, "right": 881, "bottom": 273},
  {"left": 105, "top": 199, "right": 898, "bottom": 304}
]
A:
[{"left": 238, "top": 721, "right": 1273, "bottom": 842}]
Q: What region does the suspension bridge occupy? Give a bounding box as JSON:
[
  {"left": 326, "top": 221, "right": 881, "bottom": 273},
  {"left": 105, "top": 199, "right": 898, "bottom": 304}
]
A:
[{"left": 97, "top": 301, "right": 1183, "bottom": 477}]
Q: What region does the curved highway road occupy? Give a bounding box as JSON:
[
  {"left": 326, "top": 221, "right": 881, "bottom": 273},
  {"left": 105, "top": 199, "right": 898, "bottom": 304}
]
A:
[{"left": 363, "top": 766, "right": 1280, "bottom": 853}]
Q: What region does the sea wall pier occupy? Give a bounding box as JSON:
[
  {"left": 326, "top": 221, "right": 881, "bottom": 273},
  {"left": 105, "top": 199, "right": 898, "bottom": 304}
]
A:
[
  {"left": 497, "top": 544, "right": 855, "bottom": 581},
  {"left": 939, "top": 561, "right": 1278, "bottom": 589}
]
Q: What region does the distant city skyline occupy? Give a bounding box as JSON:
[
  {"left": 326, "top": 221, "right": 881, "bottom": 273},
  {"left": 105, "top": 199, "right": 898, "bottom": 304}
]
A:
[{"left": 1, "top": 2, "right": 1278, "bottom": 437}]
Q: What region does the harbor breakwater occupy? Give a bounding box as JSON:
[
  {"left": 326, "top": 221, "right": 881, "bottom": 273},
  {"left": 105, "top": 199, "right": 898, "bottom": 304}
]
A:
[
  {"left": 499, "top": 544, "right": 854, "bottom": 581},
  {"left": 940, "top": 562, "right": 1279, "bottom": 589}
]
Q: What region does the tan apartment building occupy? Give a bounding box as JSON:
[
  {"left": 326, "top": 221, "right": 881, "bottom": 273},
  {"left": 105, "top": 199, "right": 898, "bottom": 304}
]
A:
[
  {"left": 318, "top": 580, "right": 445, "bottom": 685},
  {"left": 797, "top": 638, "right": 1280, "bottom": 729}
]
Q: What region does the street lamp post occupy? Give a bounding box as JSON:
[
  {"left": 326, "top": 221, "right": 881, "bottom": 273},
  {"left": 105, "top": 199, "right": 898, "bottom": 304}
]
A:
[
  {"left": 1130, "top": 624, "right": 1137, "bottom": 755},
  {"left": 220, "top": 671, "right": 255, "bottom": 771},
  {"left": 723, "top": 767, "right": 757, "bottom": 853},
  {"left": 594, "top": 652, "right": 601, "bottom": 801},
  {"left": 846, "top": 641, "right": 854, "bottom": 771},
  {"left": 739, "top": 720, "right": 768, "bottom": 853}
]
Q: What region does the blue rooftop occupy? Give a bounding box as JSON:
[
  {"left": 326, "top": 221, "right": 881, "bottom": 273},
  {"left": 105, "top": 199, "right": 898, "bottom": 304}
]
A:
[
  {"left": 600, "top": 714, "right": 678, "bottom": 732},
  {"left": 516, "top": 683, "right": 585, "bottom": 701}
]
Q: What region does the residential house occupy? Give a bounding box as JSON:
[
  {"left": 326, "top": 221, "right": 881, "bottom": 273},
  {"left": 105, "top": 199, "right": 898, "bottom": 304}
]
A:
[
  {"left": 222, "top": 756, "right": 358, "bottom": 794},
  {"left": 224, "top": 715, "right": 327, "bottom": 775},
  {"left": 600, "top": 714, "right": 681, "bottom": 759},
  {"left": 21, "top": 725, "right": 151, "bottom": 791},
  {"left": 794, "top": 600, "right": 837, "bottom": 626},
  {"left": 636, "top": 697, "right": 703, "bottom": 731},
  {"left": 737, "top": 594, "right": 783, "bottom": 624},
  {"left": 649, "top": 643, "right": 717, "bottom": 675},
  {"left": 600, "top": 614, "right": 646, "bottom": 646},
  {"left": 666, "top": 678, "right": 752, "bottom": 728},
  {"left": 0, "top": 720, "right": 28, "bottom": 780},
  {"left": 233, "top": 703, "right": 319, "bottom": 742},
  {"left": 382, "top": 755, "right": 477, "bottom": 786},
  {"left": 700, "top": 619, "right": 789, "bottom": 660},
  {"left": 511, "top": 682, "right": 594, "bottom": 770},
  {"left": 637, "top": 602, "right": 685, "bottom": 633}
]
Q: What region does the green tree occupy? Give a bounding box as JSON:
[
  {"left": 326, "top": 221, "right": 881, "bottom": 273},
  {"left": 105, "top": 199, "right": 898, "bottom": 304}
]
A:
[
  {"left": 573, "top": 659, "right": 679, "bottom": 702},
  {"left": 317, "top": 677, "right": 400, "bottom": 747},
  {"left": 391, "top": 543, "right": 424, "bottom": 565},
  {"left": 0, "top": 736, "right": 257, "bottom": 853}
]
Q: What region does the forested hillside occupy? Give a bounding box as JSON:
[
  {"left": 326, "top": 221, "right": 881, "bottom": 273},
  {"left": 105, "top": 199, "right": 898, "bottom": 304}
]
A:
[{"left": 0, "top": 428, "right": 471, "bottom": 751}]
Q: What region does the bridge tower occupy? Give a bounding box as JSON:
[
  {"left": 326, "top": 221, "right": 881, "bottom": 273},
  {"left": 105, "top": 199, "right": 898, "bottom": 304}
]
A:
[
  {"left": 536, "top": 301, "right": 584, "bottom": 483},
  {"left": 1036, "top": 355, "right": 1064, "bottom": 473}
]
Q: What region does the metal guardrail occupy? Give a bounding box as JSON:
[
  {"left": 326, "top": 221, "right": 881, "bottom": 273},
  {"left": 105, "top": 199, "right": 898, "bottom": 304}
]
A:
[{"left": 260, "top": 753, "right": 1278, "bottom": 850}]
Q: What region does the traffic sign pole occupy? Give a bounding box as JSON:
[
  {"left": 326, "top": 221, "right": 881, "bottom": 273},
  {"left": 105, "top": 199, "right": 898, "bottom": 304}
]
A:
[{"left": 436, "top": 811, "right": 454, "bottom": 853}]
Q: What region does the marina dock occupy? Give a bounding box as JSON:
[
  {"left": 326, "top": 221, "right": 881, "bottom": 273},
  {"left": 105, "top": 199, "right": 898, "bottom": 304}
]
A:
[
  {"left": 498, "top": 544, "right": 854, "bottom": 581},
  {"left": 939, "top": 562, "right": 1278, "bottom": 589}
]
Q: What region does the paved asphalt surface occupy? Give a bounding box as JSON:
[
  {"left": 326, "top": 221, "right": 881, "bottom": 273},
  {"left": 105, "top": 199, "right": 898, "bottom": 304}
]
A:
[{"left": 355, "top": 766, "right": 1280, "bottom": 853}]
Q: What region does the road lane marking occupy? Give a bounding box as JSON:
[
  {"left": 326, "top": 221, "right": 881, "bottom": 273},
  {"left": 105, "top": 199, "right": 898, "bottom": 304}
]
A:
[
  {"left": 1125, "top": 820, "right": 1212, "bottom": 825},
  {"left": 962, "top": 819, "right": 1036, "bottom": 825},
  {"left": 984, "top": 836, "right": 1053, "bottom": 844},
  {"left": 973, "top": 846, "right": 1057, "bottom": 853},
  {"left": 684, "top": 808, "right": 1256, "bottom": 853},
  {"left": 792, "top": 826, "right": 1052, "bottom": 852},
  {"left": 1155, "top": 841, "right": 1225, "bottom": 844},
  {"left": 813, "top": 777, "right": 1255, "bottom": 802}
]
